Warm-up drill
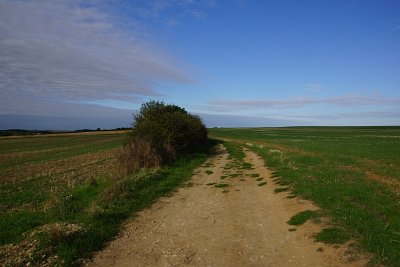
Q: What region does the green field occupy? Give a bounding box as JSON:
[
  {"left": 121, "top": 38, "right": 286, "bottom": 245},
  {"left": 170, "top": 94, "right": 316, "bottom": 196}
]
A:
[
  {"left": 2, "top": 127, "right": 400, "bottom": 266},
  {"left": 0, "top": 131, "right": 211, "bottom": 266},
  {"left": 210, "top": 126, "right": 400, "bottom": 266}
]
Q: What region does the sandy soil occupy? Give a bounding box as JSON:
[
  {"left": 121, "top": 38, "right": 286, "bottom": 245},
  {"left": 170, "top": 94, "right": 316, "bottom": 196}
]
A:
[{"left": 89, "top": 145, "right": 368, "bottom": 267}]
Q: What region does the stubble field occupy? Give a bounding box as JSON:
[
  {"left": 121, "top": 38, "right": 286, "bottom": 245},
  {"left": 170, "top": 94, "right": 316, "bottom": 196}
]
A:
[{"left": 0, "top": 131, "right": 210, "bottom": 265}]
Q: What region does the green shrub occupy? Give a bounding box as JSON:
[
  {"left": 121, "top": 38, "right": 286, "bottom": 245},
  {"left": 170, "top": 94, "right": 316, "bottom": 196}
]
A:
[{"left": 120, "top": 101, "right": 207, "bottom": 173}]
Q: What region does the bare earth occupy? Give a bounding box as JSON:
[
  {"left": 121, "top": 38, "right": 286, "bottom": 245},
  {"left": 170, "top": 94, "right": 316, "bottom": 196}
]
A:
[{"left": 89, "top": 145, "right": 368, "bottom": 267}]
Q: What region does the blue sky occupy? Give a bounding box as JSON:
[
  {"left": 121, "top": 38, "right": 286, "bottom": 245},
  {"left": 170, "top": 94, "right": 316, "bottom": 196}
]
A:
[{"left": 1, "top": 0, "right": 399, "bottom": 129}]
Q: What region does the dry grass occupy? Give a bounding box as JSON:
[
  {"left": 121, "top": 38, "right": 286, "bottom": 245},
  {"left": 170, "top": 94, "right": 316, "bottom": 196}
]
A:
[
  {"left": 118, "top": 138, "right": 166, "bottom": 175},
  {"left": 0, "top": 130, "right": 128, "bottom": 140},
  {"left": 366, "top": 171, "right": 400, "bottom": 196},
  {"left": 340, "top": 162, "right": 400, "bottom": 196},
  {"left": 0, "top": 133, "right": 125, "bottom": 215},
  {"left": 1, "top": 148, "right": 118, "bottom": 185}
]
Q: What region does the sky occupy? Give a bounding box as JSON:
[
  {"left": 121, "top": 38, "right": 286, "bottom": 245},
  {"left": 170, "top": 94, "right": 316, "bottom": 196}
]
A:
[{"left": 1, "top": 0, "right": 399, "bottom": 130}]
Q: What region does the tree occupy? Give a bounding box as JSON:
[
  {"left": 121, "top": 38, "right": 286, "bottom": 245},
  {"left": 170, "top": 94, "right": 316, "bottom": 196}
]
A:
[{"left": 119, "top": 101, "right": 207, "bottom": 174}]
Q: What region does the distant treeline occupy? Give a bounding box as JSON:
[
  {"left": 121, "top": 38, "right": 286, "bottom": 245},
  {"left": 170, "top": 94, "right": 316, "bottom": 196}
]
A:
[{"left": 0, "top": 127, "right": 131, "bottom": 136}]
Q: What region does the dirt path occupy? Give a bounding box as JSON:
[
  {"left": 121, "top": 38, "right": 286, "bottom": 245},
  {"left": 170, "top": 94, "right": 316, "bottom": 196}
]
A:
[{"left": 89, "top": 145, "right": 367, "bottom": 266}]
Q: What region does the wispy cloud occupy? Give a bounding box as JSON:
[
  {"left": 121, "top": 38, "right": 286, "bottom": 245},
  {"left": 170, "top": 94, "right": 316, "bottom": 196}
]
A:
[
  {"left": 304, "top": 83, "right": 325, "bottom": 92},
  {"left": 198, "top": 113, "right": 307, "bottom": 128},
  {"left": 134, "top": 0, "right": 216, "bottom": 20},
  {"left": 206, "top": 95, "right": 400, "bottom": 110},
  {"left": 280, "top": 110, "right": 400, "bottom": 120},
  {"left": 0, "top": 0, "right": 192, "bottom": 115}
]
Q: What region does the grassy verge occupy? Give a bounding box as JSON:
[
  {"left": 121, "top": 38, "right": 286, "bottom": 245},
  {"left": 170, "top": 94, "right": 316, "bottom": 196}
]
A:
[
  {"left": 57, "top": 151, "right": 209, "bottom": 265},
  {"left": 222, "top": 141, "right": 256, "bottom": 171},
  {"left": 210, "top": 127, "right": 400, "bottom": 266},
  {"left": 287, "top": 210, "right": 318, "bottom": 226},
  {"left": 250, "top": 144, "right": 400, "bottom": 264},
  {"left": 223, "top": 141, "right": 245, "bottom": 161},
  {"left": 0, "top": 134, "right": 215, "bottom": 266}
]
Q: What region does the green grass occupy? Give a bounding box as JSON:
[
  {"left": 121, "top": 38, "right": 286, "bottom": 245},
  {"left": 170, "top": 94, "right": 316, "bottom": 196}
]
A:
[
  {"left": 0, "top": 132, "right": 214, "bottom": 266},
  {"left": 240, "top": 162, "right": 253, "bottom": 170},
  {"left": 257, "top": 182, "right": 267, "bottom": 187},
  {"left": 287, "top": 210, "right": 318, "bottom": 226},
  {"left": 210, "top": 126, "right": 400, "bottom": 266},
  {"left": 223, "top": 141, "right": 245, "bottom": 161},
  {"left": 204, "top": 170, "right": 213, "bottom": 175},
  {"left": 274, "top": 187, "right": 290, "bottom": 193},
  {"left": 274, "top": 177, "right": 291, "bottom": 186},
  {"left": 315, "top": 228, "right": 351, "bottom": 244},
  {"left": 202, "top": 163, "right": 214, "bottom": 167},
  {"left": 214, "top": 183, "right": 229, "bottom": 188}
]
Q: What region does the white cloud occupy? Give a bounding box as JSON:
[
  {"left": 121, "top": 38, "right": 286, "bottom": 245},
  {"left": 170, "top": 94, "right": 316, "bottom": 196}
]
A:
[
  {"left": 279, "top": 110, "right": 400, "bottom": 120},
  {"left": 206, "top": 95, "right": 400, "bottom": 110},
  {"left": 199, "top": 113, "right": 306, "bottom": 128},
  {"left": 0, "top": 0, "right": 192, "bottom": 115}
]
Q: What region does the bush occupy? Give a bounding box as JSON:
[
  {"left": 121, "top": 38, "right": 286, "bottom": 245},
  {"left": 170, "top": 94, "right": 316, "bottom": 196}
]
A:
[{"left": 119, "top": 101, "right": 207, "bottom": 174}]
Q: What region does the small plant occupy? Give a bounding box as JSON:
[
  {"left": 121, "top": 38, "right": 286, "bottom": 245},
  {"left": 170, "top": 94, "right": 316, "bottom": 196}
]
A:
[
  {"left": 202, "top": 163, "right": 214, "bottom": 167},
  {"left": 258, "top": 182, "right": 267, "bottom": 186},
  {"left": 274, "top": 187, "right": 289, "bottom": 193},
  {"left": 248, "top": 173, "right": 260, "bottom": 178},
  {"left": 287, "top": 210, "right": 318, "bottom": 226},
  {"left": 270, "top": 173, "right": 280, "bottom": 178},
  {"left": 205, "top": 170, "right": 213, "bottom": 175},
  {"left": 276, "top": 179, "right": 290, "bottom": 186},
  {"left": 185, "top": 182, "right": 194, "bottom": 187},
  {"left": 255, "top": 178, "right": 263, "bottom": 181},
  {"left": 314, "top": 228, "right": 350, "bottom": 244},
  {"left": 215, "top": 183, "right": 229, "bottom": 188},
  {"left": 206, "top": 183, "right": 216, "bottom": 186},
  {"left": 241, "top": 162, "right": 253, "bottom": 170}
]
